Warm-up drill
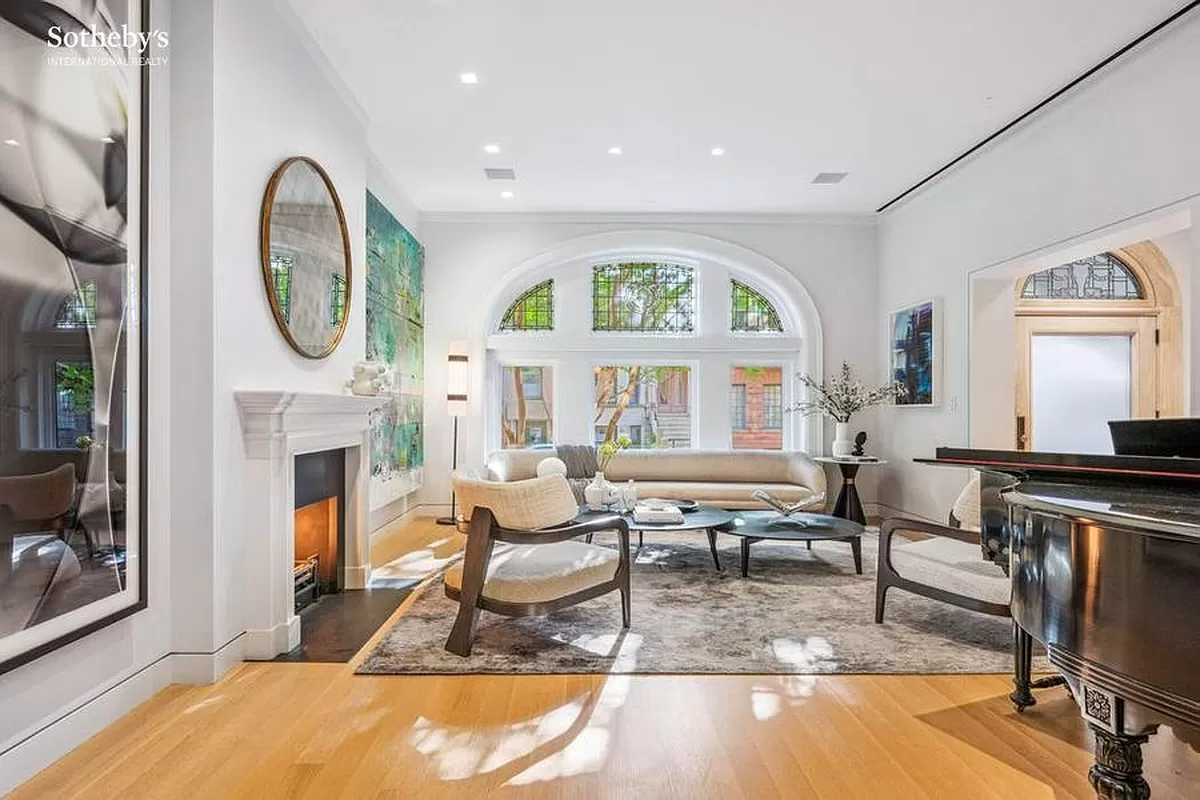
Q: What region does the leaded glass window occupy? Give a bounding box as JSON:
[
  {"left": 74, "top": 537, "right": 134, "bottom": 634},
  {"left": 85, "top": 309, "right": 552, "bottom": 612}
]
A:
[
  {"left": 592, "top": 263, "right": 695, "bottom": 333},
  {"left": 500, "top": 280, "right": 554, "bottom": 331},
  {"left": 1021, "top": 253, "right": 1144, "bottom": 300},
  {"left": 270, "top": 254, "right": 294, "bottom": 322},
  {"left": 55, "top": 282, "right": 97, "bottom": 329},
  {"left": 330, "top": 273, "right": 347, "bottom": 327},
  {"left": 731, "top": 279, "right": 783, "bottom": 332}
]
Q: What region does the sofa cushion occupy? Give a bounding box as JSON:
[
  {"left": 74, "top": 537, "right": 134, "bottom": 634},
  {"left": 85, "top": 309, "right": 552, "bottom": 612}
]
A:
[{"left": 444, "top": 541, "right": 620, "bottom": 604}]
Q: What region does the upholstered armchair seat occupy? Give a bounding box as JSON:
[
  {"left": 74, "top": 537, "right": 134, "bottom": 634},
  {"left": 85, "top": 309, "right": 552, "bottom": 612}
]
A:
[
  {"left": 444, "top": 540, "right": 621, "bottom": 605},
  {"left": 445, "top": 471, "right": 632, "bottom": 657}
]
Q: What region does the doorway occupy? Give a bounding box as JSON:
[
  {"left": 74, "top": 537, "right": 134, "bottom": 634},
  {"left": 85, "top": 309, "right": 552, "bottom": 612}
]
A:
[{"left": 1012, "top": 244, "right": 1181, "bottom": 453}]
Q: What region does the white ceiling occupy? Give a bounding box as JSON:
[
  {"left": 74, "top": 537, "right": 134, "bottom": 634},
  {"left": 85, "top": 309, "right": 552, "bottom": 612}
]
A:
[{"left": 286, "top": 0, "right": 1187, "bottom": 214}]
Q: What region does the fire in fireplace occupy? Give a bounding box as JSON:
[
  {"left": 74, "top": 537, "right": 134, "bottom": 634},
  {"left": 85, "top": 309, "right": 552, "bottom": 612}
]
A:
[{"left": 294, "top": 449, "right": 345, "bottom": 611}]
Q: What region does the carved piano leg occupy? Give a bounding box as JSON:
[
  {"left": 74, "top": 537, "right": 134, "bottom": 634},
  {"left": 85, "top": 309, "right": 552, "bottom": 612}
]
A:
[{"left": 1088, "top": 727, "right": 1151, "bottom": 800}]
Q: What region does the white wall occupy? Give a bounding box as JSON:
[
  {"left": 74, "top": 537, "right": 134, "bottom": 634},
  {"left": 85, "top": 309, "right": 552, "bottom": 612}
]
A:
[
  {"left": 877, "top": 13, "right": 1200, "bottom": 521},
  {"left": 417, "top": 214, "right": 879, "bottom": 512},
  {"left": 0, "top": 0, "right": 422, "bottom": 791}
]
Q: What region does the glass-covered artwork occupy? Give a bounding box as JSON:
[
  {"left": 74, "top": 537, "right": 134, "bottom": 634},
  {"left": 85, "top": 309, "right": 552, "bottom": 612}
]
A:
[
  {"left": 0, "top": 0, "right": 152, "bottom": 673},
  {"left": 366, "top": 191, "right": 424, "bottom": 505},
  {"left": 1021, "top": 253, "right": 1144, "bottom": 300},
  {"left": 890, "top": 300, "right": 937, "bottom": 406}
]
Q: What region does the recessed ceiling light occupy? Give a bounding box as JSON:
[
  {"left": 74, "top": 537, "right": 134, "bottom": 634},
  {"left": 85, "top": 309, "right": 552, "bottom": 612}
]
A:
[
  {"left": 2, "top": 139, "right": 19, "bottom": 147},
  {"left": 711, "top": 147, "right": 725, "bottom": 156},
  {"left": 459, "top": 72, "right": 478, "bottom": 85},
  {"left": 483, "top": 143, "right": 501, "bottom": 154},
  {"left": 607, "top": 146, "right": 622, "bottom": 155},
  {"left": 500, "top": 190, "right": 514, "bottom": 199}
]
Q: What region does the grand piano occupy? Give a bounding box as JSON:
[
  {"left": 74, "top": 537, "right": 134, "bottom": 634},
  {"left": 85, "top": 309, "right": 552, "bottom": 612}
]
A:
[{"left": 922, "top": 446, "right": 1200, "bottom": 799}]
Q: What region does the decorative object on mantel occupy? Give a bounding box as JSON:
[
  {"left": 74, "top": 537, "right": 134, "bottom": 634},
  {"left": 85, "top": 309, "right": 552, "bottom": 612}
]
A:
[
  {"left": 365, "top": 190, "right": 425, "bottom": 508},
  {"left": 853, "top": 431, "right": 867, "bottom": 457},
  {"left": 436, "top": 344, "right": 470, "bottom": 526},
  {"left": 890, "top": 298, "right": 939, "bottom": 406},
  {"left": 259, "top": 156, "right": 353, "bottom": 359},
  {"left": 345, "top": 361, "right": 392, "bottom": 397},
  {"left": 0, "top": 0, "right": 151, "bottom": 676},
  {"left": 790, "top": 362, "right": 904, "bottom": 457}
]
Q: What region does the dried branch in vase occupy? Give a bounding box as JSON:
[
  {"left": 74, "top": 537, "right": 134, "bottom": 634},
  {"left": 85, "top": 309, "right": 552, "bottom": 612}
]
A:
[{"left": 788, "top": 361, "right": 905, "bottom": 423}]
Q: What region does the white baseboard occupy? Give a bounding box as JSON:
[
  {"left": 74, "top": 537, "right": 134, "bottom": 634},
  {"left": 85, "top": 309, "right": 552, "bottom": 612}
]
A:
[
  {"left": 0, "top": 655, "right": 173, "bottom": 795},
  {"left": 243, "top": 617, "right": 299, "bottom": 660},
  {"left": 343, "top": 564, "right": 369, "bottom": 589},
  {"left": 170, "top": 635, "right": 245, "bottom": 684}
]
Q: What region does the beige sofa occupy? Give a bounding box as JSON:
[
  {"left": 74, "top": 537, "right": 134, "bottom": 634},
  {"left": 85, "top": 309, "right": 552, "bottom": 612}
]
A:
[{"left": 485, "top": 449, "right": 826, "bottom": 510}]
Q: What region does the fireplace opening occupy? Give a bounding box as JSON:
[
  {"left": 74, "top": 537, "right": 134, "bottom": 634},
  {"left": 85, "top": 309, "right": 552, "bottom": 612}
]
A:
[{"left": 294, "top": 449, "right": 345, "bottom": 612}]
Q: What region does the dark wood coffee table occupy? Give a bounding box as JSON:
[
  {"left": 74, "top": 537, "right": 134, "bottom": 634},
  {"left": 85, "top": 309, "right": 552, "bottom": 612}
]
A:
[
  {"left": 577, "top": 506, "right": 734, "bottom": 571},
  {"left": 718, "top": 511, "right": 865, "bottom": 577}
]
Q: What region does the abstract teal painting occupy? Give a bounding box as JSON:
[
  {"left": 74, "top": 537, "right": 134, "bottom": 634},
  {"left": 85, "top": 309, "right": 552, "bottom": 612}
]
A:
[{"left": 366, "top": 190, "right": 424, "bottom": 505}]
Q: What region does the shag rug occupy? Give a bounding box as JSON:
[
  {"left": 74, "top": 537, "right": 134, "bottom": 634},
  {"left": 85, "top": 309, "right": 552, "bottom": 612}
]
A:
[{"left": 357, "top": 530, "right": 1030, "bottom": 676}]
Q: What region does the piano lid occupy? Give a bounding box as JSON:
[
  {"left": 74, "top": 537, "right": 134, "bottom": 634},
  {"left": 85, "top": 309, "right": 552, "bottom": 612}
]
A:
[
  {"left": 922, "top": 448, "right": 1200, "bottom": 485},
  {"left": 1004, "top": 480, "right": 1200, "bottom": 540}
]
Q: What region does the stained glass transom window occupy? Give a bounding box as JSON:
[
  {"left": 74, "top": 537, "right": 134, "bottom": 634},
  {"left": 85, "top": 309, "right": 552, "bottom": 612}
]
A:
[
  {"left": 270, "top": 254, "right": 294, "bottom": 322},
  {"left": 731, "top": 279, "right": 783, "bottom": 332},
  {"left": 55, "top": 282, "right": 97, "bottom": 329},
  {"left": 1021, "top": 253, "right": 1144, "bottom": 300},
  {"left": 592, "top": 263, "right": 695, "bottom": 333},
  {"left": 500, "top": 279, "right": 554, "bottom": 331}
]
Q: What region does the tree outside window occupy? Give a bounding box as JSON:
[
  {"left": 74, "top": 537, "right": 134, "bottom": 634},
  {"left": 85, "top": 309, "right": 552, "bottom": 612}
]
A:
[
  {"left": 501, "top": 366, "right": 554, "bottom": 448},
  {"left": 55, "top": 361, "right": 94, "bottom": 448},
  {"left": 594, "top": 365, "right": 691, "bottom": 448}
]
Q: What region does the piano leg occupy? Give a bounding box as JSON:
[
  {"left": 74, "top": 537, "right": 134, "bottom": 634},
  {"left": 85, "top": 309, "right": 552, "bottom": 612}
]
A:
[
  {"left": 1010, "top": 623, "right": 1067, "bottom": 712},
  {"left": 1088, "top": 727, "right": 1151, "bottom": 800}
]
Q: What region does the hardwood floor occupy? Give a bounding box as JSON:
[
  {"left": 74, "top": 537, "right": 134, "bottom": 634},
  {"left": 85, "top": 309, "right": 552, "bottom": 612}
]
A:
[{"left": 10, "top": 518, "right": 1199, "bottom": 799}]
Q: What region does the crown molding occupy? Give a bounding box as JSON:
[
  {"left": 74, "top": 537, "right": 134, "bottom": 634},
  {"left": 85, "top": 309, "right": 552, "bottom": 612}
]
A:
[{"left": 418, "top": 210, "right": 878, "bottom": 227}]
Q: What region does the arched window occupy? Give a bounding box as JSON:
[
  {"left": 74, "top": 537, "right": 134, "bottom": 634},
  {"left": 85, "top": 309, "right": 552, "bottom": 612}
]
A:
[
  {"left": 1021, "top": 253, "right": 1144, "bottom": 300},
  {"left": 488, "top": 242, "right": 817, "bottom": 454},
  {"left": 500, "top": 279, "right": 554, "bottom": 331},
  {"left": 730, "top": 279, "right": 783, "bottom": 332},
  {"left": 55, "top": 282, "right": 97, "bottom": 329},
  {"left": 591, "top": 263, "right": 694, "bottom": 333}
]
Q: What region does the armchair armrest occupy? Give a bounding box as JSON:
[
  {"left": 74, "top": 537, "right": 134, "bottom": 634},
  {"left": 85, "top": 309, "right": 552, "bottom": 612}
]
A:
[
  {"left": 880, "top": 517, "right": 981, "bottom": 546},
  {"left": 495, "top": 514, "right": 629, "bottom": 545}
]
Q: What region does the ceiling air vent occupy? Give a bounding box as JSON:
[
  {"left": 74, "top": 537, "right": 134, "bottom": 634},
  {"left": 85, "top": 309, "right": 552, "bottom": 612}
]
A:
[
  {"left": 812, "top": 172, "right": 849, "bottom": 185},
  {"left": 484, "top": 167, "right": 517, "bottom": 181}
]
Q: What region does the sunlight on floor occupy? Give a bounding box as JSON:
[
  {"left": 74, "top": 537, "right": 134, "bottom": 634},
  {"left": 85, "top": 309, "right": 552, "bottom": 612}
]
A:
[
  {"left": 370, "top": 543, "right": 460, "bottom": 582},
  {"left": 406, "top": 636, "right": 642, "bottom": 788}
]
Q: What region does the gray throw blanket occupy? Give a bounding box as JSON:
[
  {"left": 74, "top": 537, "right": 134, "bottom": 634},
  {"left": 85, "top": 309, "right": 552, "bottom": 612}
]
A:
[{"left": 556, "top": 444, "right": 598, "bottom": 504}]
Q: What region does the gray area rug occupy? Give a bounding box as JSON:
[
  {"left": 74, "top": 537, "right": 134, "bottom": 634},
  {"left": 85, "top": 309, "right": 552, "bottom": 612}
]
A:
[{"left": 357, "top": 531, "right": 1027, "bottom": 675}]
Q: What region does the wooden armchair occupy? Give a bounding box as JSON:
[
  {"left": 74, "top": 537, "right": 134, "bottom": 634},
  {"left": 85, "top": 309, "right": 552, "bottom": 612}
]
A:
[
  {"left": 444, "top": 472, "right": 631, "bottom": 657},
  {"left": 875, "top": 473, "right": 1010, "bottom": 624}
]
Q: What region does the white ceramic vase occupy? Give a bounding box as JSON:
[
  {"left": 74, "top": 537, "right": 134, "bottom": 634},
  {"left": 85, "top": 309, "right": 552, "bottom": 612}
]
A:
[
  {"left": 585, "top": 472, "right": 610, "bottom": 510},
  {"left": 832, "top": 421, "right": 854, "bottom": 457}
]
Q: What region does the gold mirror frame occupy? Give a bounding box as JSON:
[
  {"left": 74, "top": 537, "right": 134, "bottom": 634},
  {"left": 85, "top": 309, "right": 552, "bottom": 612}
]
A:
[{"left": 258, "top": 156, "right": 353, "bottom": 359}]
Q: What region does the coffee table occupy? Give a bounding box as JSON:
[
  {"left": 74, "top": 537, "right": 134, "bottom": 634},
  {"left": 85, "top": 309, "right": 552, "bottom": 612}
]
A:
[
  {"left": 576, "top": 506, "right": 734, "bottom": 571},
  {"left": 718, "top": 511, "right": 866, "bottom": 577}
]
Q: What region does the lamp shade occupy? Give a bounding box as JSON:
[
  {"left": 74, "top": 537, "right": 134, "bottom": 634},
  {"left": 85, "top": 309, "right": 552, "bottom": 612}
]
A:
[{"left": 447, "top": 342, "right": 469, "bottom": 417}]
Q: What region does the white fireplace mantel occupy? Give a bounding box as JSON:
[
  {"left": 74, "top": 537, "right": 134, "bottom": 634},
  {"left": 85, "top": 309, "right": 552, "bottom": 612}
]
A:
[{"left": 234, "top": 390, "right": 387, "bottom": 659}]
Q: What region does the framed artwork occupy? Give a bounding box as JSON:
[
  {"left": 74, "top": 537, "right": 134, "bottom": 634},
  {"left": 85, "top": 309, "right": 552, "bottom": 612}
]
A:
[
  {"left": 365, "top": 191, "right": 424, "bottom": 508},
  {"left": 890, "top": 299, "right": 938, "bottom": 407},
  {"left": 0, "top": 1, "right": 151, "bottom": 673}
]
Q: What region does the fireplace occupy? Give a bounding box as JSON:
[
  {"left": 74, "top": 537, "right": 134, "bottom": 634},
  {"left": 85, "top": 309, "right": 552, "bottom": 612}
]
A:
[
  {"left": 293, "top": 448, "right": 346, "bottom": 611},
  {"left": 236, "top": 390, "right": 386, "bottom": 659}
]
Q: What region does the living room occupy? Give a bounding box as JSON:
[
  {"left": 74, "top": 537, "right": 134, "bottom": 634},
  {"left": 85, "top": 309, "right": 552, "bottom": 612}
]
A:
[{"left": 1, "top": 1, "right": 1199, "bottom": 797}]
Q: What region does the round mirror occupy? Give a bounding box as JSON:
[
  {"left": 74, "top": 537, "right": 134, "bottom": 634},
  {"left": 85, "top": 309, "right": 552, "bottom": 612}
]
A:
[{"left": 259, "top": 157, "right": 352, "bottom": 359}]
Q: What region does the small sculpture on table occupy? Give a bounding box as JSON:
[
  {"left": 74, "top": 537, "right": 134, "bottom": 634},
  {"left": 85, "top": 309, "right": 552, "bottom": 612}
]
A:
[
  {"left": 852, "top": 431, "right": 867, "bottom": 457},
  {"left": 753, "top": 489, "right": 826, "bottom": 528}
]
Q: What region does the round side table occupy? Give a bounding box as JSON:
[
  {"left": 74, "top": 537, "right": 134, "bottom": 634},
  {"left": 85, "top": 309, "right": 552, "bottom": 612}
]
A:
[{"left": 814, "top": 457, "right": 887, "bottom": 525}]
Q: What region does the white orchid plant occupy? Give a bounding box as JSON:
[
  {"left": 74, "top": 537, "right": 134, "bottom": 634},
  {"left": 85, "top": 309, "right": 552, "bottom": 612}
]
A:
[{"left": 790, "top": 361, "right": 905, "bottom": 423}]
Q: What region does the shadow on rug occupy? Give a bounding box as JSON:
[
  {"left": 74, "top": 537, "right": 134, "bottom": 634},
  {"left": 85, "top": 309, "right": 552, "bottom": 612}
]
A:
[{"left": 357, "top": 531, "right": 1027, "bottom": 675}]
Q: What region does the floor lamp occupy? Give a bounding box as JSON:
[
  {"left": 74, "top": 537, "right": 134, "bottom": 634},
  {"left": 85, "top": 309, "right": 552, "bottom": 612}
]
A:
[{"left": 436, "top": 347, "right": 469, "bottom": 526}]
